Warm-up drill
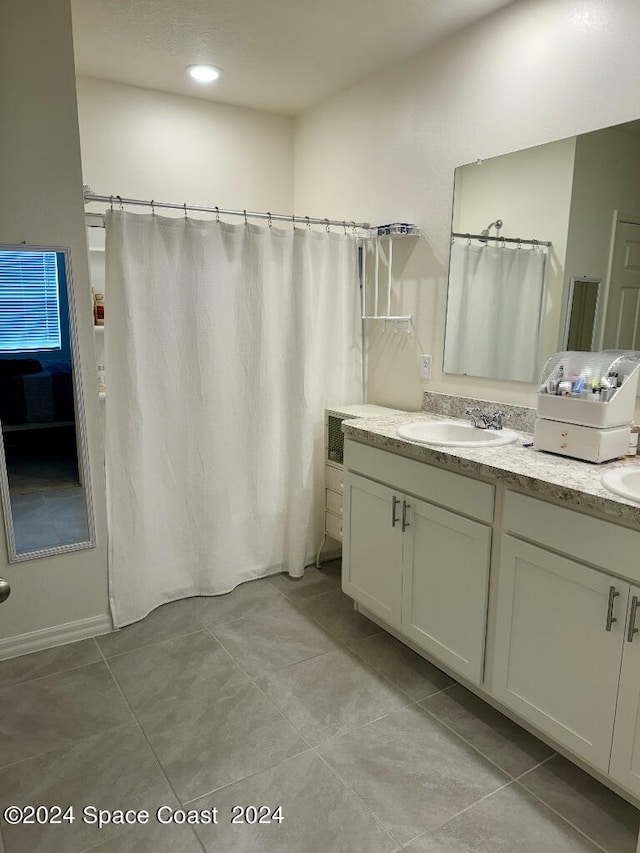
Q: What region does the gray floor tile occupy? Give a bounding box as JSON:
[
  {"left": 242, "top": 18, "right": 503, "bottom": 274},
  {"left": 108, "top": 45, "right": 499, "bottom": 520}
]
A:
[
  {"left": 318, "top": 703, "right": 509, "bottom": 845},
  {"left": 96, "top": 598, "right": 202, "bottom": 658},
  {"left": 256, "top": 647, "right": 411, "bottom": 747},
  {"left": 80, "top": 819, "right": 204, "bottom": 853},
  {"left": 108, "top": 630, "right": 249, "bottom": 716},
  {"left": 421, "top": 684, "right": 554, "bottom": 777},
  {"left": 0, "top": 723, "right": 183, "bottom": 853},
  {"left": 268, "top": 561, "right": 341, "bottom": 606},
  {"left": 518, "top": 755, "right": 640, "bottom": 853},
  {"left": 195, "top": 579, "right": 286, "bottom": 628},
  {"left": 210, "top": 597, "right": 338, "bottom": 676},
  {"left": 303, "top": 588, "right": 381, "bottom": 645},
  {"left": 350, "top": 631, "right": 454, "bottom": 700},
  {"left": 0, "top": 639, "right": 101, "bottom": 688},
  {"left": 191, "top": 751, "right": 399, "bottom": 853},
  {"left": 138, "top": 681, "right": 308, "bottom": 803},
  {"left": 405, "top": 783, "right": 602, "bottom": 852},
  {"left": 0, "top": 662, "right": 133, "bottom": 769}
]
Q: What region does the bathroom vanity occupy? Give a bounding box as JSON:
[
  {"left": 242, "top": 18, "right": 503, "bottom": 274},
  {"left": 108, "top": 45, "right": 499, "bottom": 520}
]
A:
[{"left": 341, "top": 411, "right": 640, "bottom": 807}]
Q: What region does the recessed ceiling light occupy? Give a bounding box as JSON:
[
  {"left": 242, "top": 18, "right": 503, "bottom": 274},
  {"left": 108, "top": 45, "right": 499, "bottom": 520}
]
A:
[{"left": 187, "top": 64, "right": 222, "bottom": 84}]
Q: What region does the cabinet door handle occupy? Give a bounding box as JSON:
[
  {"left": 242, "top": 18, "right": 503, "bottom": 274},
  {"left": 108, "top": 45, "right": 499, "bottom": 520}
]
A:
[
  {"left": 401, "top": 500, "right": 411, "bottom": 532},
  {"left": 606, "top": 586, "right": 619, "bottom": 632},
  {"left": 391, "top": 495, "right": 400, "bottom": 527},
  {"left": 627, "top": 595, "right": 639, "bottom": 643}
]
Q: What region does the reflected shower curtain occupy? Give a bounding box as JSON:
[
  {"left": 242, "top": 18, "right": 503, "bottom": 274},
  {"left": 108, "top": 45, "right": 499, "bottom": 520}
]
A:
[
  {"left": 104, "top": 211, "right": 361, "bottom": 627},
  {"left": 444, "top": 242, "right": 547, "bottom": 382}
]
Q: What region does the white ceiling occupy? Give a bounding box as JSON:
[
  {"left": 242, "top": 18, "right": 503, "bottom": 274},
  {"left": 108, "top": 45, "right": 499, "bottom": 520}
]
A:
[{"left": 71, "top": 0, "right": 515, "bottom": 116}]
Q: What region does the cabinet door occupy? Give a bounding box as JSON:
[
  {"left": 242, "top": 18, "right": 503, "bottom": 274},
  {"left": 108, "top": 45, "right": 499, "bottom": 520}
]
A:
[
  {"left": 610, "top": 585, "right": 640, "bottom": 797},
  {"left": 401, "top": 497, "right": 491, "bottom": 684},
  {"left": 342, "top": 472, "right": 403, "bottom": 629},
  {"left": 492, "top": 536, "right": 627, "bottom": 771}
]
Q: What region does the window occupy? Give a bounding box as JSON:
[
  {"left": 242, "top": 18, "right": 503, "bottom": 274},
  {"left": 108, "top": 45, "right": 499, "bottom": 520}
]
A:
[{"left": 0, "top": 250, "right": 62, "bottom": 352}]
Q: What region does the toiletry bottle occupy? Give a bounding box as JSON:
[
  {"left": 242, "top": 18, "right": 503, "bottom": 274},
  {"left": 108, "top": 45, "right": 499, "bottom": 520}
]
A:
[{"left": 94, "top": 293, "right": 105, "bottom": 326}]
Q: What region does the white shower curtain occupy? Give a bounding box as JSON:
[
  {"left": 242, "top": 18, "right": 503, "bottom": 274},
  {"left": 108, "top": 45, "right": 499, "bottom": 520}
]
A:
[
  {"left": 104, "top": 211, "right": 361, "bottom": 627},
  {"left": 444, "top": 242, "right": 547, "bottom": 382}
]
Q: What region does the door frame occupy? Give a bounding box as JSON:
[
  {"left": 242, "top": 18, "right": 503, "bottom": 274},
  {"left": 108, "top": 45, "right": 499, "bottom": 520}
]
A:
[{"left": 598, "top": 211, "right": 640, "bottom": 351}]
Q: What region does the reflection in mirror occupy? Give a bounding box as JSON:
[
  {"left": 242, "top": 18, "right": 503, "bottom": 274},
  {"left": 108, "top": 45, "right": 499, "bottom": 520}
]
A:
[
  {"left": 563, "top": 277, "right": 601, "bottom": 351},
  {"left": 0, "top": 245, "right": 95, "bottom": 560},
  {"left": 444, "top": 119, "right": 640, "bottom": 382},
  {"left": 444, "top": 237, "right": 549, "bottom": 382}
]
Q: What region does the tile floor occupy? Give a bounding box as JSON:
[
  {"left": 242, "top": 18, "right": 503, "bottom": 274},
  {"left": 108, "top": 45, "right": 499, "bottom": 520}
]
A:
[
  {"left": 0, "top": 559, "right": 638, "bottom": 853},
  {"left": 9, "top": 487, "right": 90, "bottom": 553}
]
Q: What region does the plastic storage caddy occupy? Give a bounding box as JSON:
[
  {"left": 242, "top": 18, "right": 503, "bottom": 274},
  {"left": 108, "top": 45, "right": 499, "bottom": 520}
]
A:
[{"left": 537, "top": 351, "right": 640, "bottom": 429}]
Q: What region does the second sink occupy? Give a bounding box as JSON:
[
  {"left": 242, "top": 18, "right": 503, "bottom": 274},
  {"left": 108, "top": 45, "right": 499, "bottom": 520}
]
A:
[
  {"left": 601, "top": 468, "right": 640, "bottom": 504},
  {"left": 397, "top": 420, "right": 519, "bottom": 448}
]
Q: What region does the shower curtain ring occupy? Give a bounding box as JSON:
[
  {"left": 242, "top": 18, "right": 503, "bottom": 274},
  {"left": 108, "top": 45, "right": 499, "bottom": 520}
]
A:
[
  {"left": 351, "top": 221, "right": 356, "bottom": 233},
  {"left": 151, "top": 199, "right": 155, "bottom": 216},
  {"left": 116, "top": 195, "right": 123, "bottom": 210},
  {"left": 243, "top": 209, "right": 248, "bottom": 225},
  {"left": 109, "top": 195, "right": 114, "bottom": 211},
  {"left": 306, "top": 216, "right": 310, "bottom": 231},
  {"left": 343, "top": 220, "right": 347, "bottom": 235},
  {"left": 267, "top": 212, "right": 272, "bottom": 228},
  {"left": 292, "top": 214, "right": 296, "bottom": 229},
  {"left": 517, "top": 238, "right": 522, "bottom": 249},
  {"left": 215, "top": 206, "right": 220, "bottom": 223},
  {"left": 325, "top": 218, "right": 330, "bottom": 233},
  {"left": 467, "top": 236, "right": 471, "bottom": 246},
  {"left": 183, "top": 203, "right": 188, "bottom": 218}
]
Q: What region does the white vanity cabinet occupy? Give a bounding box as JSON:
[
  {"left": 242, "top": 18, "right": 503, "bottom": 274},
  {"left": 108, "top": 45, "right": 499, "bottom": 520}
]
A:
[
  {"left": 401, "top": 497, "right": 491, "bottom": 683},
  {"left": 610, "top": 586, "right": 640, "bottom": 795},
  {"left": 491, "top": 491, "right": 640, "bottom": 793},
  {"left": 342, "top": 433, "right": 640, "bottom": 806},
  {"left": 343, "top": 473, "right": 404, "bottom": 629},
  {"left": 492, "top": 535, "right": 627, "bottom": 771},
  {"left": 342, "top": 439, "right": 493, "bottom": 684}
]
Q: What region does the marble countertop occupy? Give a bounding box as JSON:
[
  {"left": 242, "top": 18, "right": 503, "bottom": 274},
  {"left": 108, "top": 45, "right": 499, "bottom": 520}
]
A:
[{"left": 342, "top": 412, "right": 640, "bottom": 527}]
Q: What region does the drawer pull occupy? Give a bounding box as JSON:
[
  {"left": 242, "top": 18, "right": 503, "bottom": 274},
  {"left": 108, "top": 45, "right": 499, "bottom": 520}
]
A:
[
  {"left": 402, "top": 500, "right": 411, "bottom": 532},
  {"left": 606, "top": 586, "right": 619, "bottom": 632},
  {"left": 391, "top": 495, "right": 400, "bottom": 527},
  {"left": 627, "top": 596, "right": 639, "bottom": 643}
]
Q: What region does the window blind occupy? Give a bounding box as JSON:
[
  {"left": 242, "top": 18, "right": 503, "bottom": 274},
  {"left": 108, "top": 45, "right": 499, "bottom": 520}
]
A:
[{"left": 0, "top": 250, "right": 62, "bottom": 352}]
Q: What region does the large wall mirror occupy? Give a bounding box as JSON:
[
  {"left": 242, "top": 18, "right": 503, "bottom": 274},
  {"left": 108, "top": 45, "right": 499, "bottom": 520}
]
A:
[
  {"left": 0, "top": 245, "right": 95, "bottom": 561},
  {"left": 443, "top": 119, "right": 640, "bottom": 383}
]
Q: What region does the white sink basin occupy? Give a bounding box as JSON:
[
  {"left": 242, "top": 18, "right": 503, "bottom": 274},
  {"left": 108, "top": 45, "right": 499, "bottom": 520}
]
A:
[
  {"left": 396, "top": 420, "right": 519, "bottom": 448},
  {"left": 601, "top": 468, "right": 640, "bottom": 504}
]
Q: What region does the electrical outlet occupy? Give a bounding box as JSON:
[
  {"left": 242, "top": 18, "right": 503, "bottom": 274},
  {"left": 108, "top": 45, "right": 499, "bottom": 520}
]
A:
[{"left": 419, "top": 354, "right": 432, "bottom": 380}]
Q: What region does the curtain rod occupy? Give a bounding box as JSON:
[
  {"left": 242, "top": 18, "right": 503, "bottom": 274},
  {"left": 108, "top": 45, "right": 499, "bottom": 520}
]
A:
[
  {"left": 452, "top": 232, "right": 552, "bottom": 248},
  {"left": 83, "top": 193, "right": 371, "bottom": 231}
]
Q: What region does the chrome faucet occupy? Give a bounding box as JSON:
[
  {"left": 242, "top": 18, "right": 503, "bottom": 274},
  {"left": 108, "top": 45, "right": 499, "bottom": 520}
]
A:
[{"left": 465, "top": 407, "right": 511, "bottom": 431}]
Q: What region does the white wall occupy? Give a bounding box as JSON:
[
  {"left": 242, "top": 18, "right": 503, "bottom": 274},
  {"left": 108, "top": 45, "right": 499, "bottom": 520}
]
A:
[
  {"left": 76, "top": 77, "right": 294, "bottom": 214},
  {"left": 0, "top": 0, "right": 109, "bottom": 643},
  {"left": 294, "top": 0, "right": 640, "bottom": 411}
]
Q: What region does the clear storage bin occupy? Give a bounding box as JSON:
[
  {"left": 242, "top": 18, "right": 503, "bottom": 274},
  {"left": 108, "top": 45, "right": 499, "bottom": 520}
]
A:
[{"left": 537, "top": 351, "right": 640, "bottom": 428}]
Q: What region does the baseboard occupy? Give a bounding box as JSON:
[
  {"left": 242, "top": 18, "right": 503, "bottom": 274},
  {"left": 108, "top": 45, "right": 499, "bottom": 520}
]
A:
[{"left": 0, "top": 613, "right": 113, "bottom": 661}]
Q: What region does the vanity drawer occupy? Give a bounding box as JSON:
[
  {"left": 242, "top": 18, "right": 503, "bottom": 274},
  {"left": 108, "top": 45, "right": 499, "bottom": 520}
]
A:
[
  {"left": 503, "top": 490, "right": 640, "bottom": 582},
  {"left": 325, "top": 511, "right": 343, "bottom": 541},
  {"left": 344, "top": 439, "right": 494, "bottom": 523},
  {"left": 325, "top": 464, "right": 344, "bottom": 494},
  {"left": 326, "top": 489, "right": 343, "bottom": 517}
]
